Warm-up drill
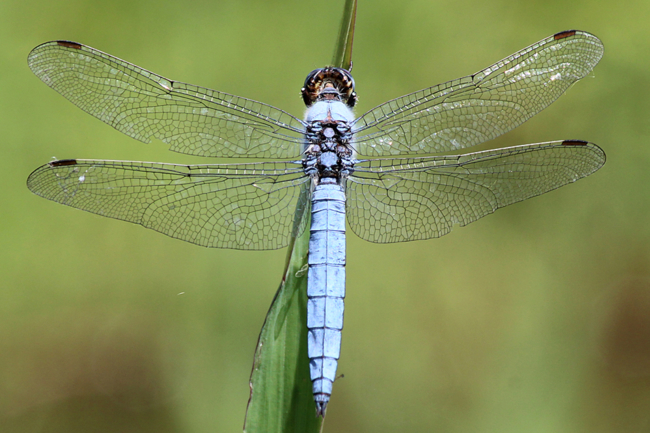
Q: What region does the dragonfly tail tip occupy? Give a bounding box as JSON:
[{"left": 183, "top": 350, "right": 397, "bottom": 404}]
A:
[{"left": 315, "top": 401, "right": 328, "bottom": 417}]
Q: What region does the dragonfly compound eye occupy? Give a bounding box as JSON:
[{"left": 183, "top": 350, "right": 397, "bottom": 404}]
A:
[{"left": 301, "top": 67, "right": 357, "bottom": 107}]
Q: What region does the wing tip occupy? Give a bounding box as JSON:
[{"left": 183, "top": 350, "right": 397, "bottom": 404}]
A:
[
  {"left": 28, "top": 40, "right": 84, "bottom": 69},
  {"left": 552, "top": 30, "right": 602, "bottom": 49},
  {"left": 560, "top": 140, "right": 607, "bottom": 167}
]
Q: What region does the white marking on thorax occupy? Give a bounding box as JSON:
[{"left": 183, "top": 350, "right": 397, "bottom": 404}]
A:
[{"left": 304, "top": 100, "right": 355, "bottom": 123}]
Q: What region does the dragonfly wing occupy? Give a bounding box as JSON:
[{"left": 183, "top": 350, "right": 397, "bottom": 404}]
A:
[
  {"left": 27, "top": 159, "right": 310, "bottom": 250},
  {"left": 353, "top": 31, "right": 604, "bottom": 157},
  {"left": 28, "top": 41, "right": 306, "bottom": 159},
  {"left": 346, "top": 140, "right": 605, "bottom": 243}
]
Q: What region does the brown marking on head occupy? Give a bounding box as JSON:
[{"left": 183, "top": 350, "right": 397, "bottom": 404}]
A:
[{"left": 301, "top": 67, "right": 357, "bottom": 107}]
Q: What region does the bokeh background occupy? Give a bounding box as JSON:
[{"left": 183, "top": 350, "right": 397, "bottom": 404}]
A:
[{"left": 2, "top": 0, "right": 650, "bottom": 431}]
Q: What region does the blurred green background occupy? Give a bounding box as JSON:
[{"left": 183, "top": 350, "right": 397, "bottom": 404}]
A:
[{"left": 2, "top": 0, "right": 650, "bottom": 431}]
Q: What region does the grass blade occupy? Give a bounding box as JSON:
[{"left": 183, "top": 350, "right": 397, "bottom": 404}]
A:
[
  {"left": 244, "top": 201, "right": 321, "bottom": 432},
  {"left": 331, "top": 0, "right": 357, "bottom": 70}
]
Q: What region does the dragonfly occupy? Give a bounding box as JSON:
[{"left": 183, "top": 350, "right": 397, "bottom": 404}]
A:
[{"left": 27, "top": 30, "right": 605, "bottom": 416}]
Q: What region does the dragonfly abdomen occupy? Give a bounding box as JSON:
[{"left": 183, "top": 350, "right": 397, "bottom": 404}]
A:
[{"left": 307, "top": 179, "right": 346, "bottom": 416}]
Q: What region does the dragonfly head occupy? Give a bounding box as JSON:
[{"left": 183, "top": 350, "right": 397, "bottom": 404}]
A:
[{"left": 301, "top": 67, "right": 357, "bottom": 108}]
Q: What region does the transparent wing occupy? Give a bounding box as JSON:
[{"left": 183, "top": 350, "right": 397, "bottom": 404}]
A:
[
  {"left": 28, "top": 41, "right": 306, "bottom": 159},
  {"left": 27, "top": 158, "right": 310, "bottom": 250},
  {"left": 346, "top": 140, "right": 605, "bottom": 243},
  {"left": 352, "top": 31, "right": 604, "bottom": 157}
]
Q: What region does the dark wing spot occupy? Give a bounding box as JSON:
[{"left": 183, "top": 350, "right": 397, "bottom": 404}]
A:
[
  {"left": 554, "top": 30, "right": 577, "bottom": 40},
  {"left": 50, "top": 159, "right": 78, "bottom": 167},
  {"left": 561, "top": 140, "right": 588, "bottom": 146},
  {"left": 56, "top": 41, "right": 83, "bottom": 49}
]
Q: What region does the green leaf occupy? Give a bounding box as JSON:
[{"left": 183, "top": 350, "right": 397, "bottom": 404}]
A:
[
  {"left": 244, "top": 196, "right": 321, "bottom": 432},
  {"left": 244, "top": 1, "right": 357, "bottom": 431},
  {"left": 331, "top": 0, "right": 357, "bottom": 70}
]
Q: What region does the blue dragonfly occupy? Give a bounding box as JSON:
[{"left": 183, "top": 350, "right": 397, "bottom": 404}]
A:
[{"left": 27, "top": 30, "right": 605, "bottom": 415}]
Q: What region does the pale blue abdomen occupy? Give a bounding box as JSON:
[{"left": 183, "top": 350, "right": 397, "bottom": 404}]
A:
[{"left": 307, "top": 179, "right": 346, "bottom": 415}]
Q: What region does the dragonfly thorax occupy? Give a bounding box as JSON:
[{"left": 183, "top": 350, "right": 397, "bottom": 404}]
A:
[{"left": 303, "top": 119, "right": 354, "bottom": 182}]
